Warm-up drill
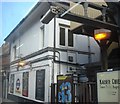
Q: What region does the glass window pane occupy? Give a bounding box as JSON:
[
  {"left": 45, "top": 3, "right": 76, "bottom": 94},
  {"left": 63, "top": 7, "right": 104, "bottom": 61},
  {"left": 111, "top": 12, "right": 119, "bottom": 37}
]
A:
[
  {"left": 35, "top": 69, "right": 45, "bottom": 101},
  {"left": 41, "top": 25, "right": 45, "bottom": 48},
  {"left": 13, "top": 45, "right": 16, "bottom": 59},
  {"left": 60, "top": 27, "right": 65, "bottom": 46},
  {"left": 68, "top": 30, "right": 73, "bottom": 47}
]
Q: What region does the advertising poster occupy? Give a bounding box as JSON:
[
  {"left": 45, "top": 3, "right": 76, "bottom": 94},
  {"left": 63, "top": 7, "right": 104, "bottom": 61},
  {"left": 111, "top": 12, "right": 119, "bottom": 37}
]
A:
[
  {"left": 57, "top": 75, "right": 74, "bottom": 103},
  {"left": 22, "top": 72, "right": 29, "bottom": 97},
  {"left": 9, "top": 74, "right": 14, "bottom": 93},
  {"left": 97, "top": 70, "right": 120, "bottom": 103},
  {"left": 15, "top": 73, "right": 22, "bottom": 95}
]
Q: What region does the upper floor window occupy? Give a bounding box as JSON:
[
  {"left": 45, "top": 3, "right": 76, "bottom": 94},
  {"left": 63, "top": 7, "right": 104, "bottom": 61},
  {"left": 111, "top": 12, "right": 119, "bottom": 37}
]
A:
[
  {"left": 59, "top": 25, "right": 74, "bottom": 47},
  {"left": 60, "top": 27, "right": 65, "bottom": 46},
  {"left": 68, "top": 29, "right": 73, "bottom": 47},
  {"left": 13, "top": 45, "right": 16, "bottom": 59},
  {"left": 40, "top": 25, "right": 45, "bottom": 48}
]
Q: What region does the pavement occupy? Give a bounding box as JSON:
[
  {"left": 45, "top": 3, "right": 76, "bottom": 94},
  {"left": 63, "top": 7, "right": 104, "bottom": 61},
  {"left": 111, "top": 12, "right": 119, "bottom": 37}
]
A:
[{"left": 0, "top": 97, "right": 18, "bottom": 104}]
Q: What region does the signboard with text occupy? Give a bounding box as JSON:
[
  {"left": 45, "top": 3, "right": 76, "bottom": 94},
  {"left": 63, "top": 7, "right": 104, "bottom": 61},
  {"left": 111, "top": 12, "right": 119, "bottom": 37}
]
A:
[
  {"left": 97, "top": 70, "right": 120, "bottom": 103},
  {"left": 57, "top": 75, "right": 74, "bottom": 103}
]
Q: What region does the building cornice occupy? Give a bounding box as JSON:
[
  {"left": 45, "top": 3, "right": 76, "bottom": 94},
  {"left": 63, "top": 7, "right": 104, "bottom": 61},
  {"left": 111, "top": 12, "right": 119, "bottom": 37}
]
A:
[{"left": 10, "top": 47, "right": 94, "bottom": 65}]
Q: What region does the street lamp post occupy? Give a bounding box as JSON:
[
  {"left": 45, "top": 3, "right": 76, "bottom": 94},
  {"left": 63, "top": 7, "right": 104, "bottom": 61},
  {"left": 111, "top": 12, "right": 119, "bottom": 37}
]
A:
[
  {"left": 94, "top": 29, "right": 111, "bottom": 70},
  {"left": 100, "top": 40, "right": 108, "bottom": 70}
]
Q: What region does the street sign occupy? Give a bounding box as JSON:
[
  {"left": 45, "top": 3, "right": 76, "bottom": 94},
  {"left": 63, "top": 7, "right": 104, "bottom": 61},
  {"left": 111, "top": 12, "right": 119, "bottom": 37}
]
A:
[{"left": 97, "top": 70, "right": 120, "bottom": 103}]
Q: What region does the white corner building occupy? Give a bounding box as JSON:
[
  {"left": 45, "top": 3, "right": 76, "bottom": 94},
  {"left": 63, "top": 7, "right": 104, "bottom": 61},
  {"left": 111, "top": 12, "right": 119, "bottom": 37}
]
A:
[{"left": 4, "top": 2, "right": 100, "bottom": 103}]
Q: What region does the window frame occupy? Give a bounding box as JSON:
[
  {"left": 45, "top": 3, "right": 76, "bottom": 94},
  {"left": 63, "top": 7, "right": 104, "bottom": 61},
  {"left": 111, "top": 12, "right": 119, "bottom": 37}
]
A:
[
  {"left": 59, "top": 24, "right": 74, "bottom": 48},
  {"left": 13, "top": 45, "right": 17, "bottom": 60},
  {"left": 40, "top": 25, "right": 45, "bottom": 48},
  {"left": 35, "top": 69, "right": 45, "bottom": 101},
  {"left": 59, "top": 27, "right": 66, "bottom": 46},
  {"left": 68, "top": 29, "right": 74, "bottom": 47}
]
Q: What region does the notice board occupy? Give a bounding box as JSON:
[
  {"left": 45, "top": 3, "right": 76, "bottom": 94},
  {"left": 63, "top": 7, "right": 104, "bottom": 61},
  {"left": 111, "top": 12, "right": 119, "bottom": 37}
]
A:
[{"left": 97, "top": 70, "right": 120, "bottom": 103}]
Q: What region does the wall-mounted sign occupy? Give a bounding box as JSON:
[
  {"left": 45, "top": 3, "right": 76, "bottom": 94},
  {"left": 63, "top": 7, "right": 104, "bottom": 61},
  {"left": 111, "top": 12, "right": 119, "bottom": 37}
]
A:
[
  {"left": 22, "top": 72, "right": 29, "bottom": 97},
  {"left": 15, "top": 78, "right": 21, "bottom": 94},
  {"left": 97, "top": 70, "right": 120, "bottom": 103},
  {"left": 16, "top": 79, "right": 20, "bottom": 90},
  {"left": 57, "top": 75, "right": 74, "bottom": 103}
]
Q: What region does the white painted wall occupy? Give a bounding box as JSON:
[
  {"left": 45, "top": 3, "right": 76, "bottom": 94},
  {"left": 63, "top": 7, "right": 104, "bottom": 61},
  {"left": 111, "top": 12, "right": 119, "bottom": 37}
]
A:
[
  {"left": 46, "top": 18, "right": 100, "bottom": 64},
  {"left": 9, "top": 59, "right": 51, "bottom": 103},
  {"left": 10, "top": 20, "right": 44, "bottom": 61},
  {"left": 10, "top": 17, "right": 100, "bottom": 64},
  {"left": 19, "top": 20, "right": 42, "bottom": 56}
]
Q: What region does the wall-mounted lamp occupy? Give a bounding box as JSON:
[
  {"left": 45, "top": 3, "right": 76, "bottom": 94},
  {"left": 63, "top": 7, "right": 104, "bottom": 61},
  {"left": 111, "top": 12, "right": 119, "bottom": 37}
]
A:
[
  {"left": 18, "top": 60, "right": 26, "bottom": 67},
  {"left": 17, "top": 60, "right": 32, "bottom": 71},
  {"left": 40, "top": 6, "right": 61, "bottom": 24},
  {"left": 94, "top": 29, "right": 111, "bottom": 40}
]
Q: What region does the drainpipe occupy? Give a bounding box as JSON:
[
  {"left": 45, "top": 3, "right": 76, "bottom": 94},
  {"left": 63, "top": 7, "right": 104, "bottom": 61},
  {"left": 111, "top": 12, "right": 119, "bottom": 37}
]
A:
[
  {"left": 52, "top": 16, "right": 61, "bottom": 82},
  {"left": 52, "top": 17, "right": 56, "bottom": 83},
  {"left": 88, "top": 36, "right": 91, "bottom": 64},
  {"left": 55, "top": 51, "right": 61, "bottom": 75},
  {"left": 53, "top": 16, "right": 56, "bottom": 62}
]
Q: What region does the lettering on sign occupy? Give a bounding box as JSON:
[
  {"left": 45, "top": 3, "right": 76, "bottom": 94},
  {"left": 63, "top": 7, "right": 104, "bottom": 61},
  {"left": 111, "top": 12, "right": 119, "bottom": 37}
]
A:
[{"left": 97, "top": 71, "right": 120, "bottom": 103}]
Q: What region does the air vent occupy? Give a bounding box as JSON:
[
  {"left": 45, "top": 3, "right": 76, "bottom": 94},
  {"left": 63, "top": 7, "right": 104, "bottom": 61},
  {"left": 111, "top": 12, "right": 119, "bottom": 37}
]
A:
[{"left": 68, "top": 56, "right": 73, "bottom": 62}]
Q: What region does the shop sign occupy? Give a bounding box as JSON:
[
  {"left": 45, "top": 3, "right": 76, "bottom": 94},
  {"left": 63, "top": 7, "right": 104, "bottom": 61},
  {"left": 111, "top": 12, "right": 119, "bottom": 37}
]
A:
[{"left": 97, "top": 70, "right": 120, "bottom": 103}]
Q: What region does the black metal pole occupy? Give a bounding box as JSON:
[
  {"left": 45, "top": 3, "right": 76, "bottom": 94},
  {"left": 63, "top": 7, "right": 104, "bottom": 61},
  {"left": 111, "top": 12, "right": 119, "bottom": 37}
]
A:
[
  {"left": 100, "top": 7, "right": 108, "bottom": 70},
  {"left": 53, "top": 17, "right": 56, "bottom": 61},
  {"left": 100, "top": 40, "right": 108, "bottom": 70},
  {"left": 52, "top": 17, "right": 56, "bottom": 83}
]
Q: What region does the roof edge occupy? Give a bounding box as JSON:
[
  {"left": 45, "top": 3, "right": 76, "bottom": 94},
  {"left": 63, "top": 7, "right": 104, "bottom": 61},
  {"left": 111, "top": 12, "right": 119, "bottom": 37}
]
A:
[{"left": 4, "top": 2, "right": 41, "bottom": 41}]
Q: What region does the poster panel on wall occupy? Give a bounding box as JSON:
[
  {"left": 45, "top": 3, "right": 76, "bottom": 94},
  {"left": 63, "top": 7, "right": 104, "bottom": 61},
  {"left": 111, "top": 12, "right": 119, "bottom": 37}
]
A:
[
  {"left": 15, "top": 73, "right": 22, "bottom": 95},
  {"left": 22, "top": 72, "right": 29, "bottom": 97},
  {"left": 57, "top": 75, "right": 74, "bottom": 103},
  {"left": 10, "top": 74, "right": 14, "bottom": 93}
]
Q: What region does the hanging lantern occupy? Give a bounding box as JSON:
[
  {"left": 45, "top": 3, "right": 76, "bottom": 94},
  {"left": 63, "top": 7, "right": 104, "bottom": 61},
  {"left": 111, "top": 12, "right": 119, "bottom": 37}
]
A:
[{"left": 94, "top": 29, "right": 111, "bottom": 40}]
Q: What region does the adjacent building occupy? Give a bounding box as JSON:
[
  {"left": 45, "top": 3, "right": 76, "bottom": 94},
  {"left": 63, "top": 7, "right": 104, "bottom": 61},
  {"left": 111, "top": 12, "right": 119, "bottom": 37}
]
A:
[{"left": 0, "top": 43, "right": 10, "bottom": 100}]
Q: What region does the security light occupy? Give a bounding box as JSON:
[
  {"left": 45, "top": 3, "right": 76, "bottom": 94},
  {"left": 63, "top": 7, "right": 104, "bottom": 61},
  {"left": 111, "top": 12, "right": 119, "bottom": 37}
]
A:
[
  {"left": 94, "top": 29, "right": 111, "bottom": 40},
  {"left": 40, "top": 6, "right": 60, "bottom": 24},
  {"left": 18, "top": 61, "right": 26, "bottom": 67},
  {"left": 94, "top": 33, "right": 109, "bottom": 40}
]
